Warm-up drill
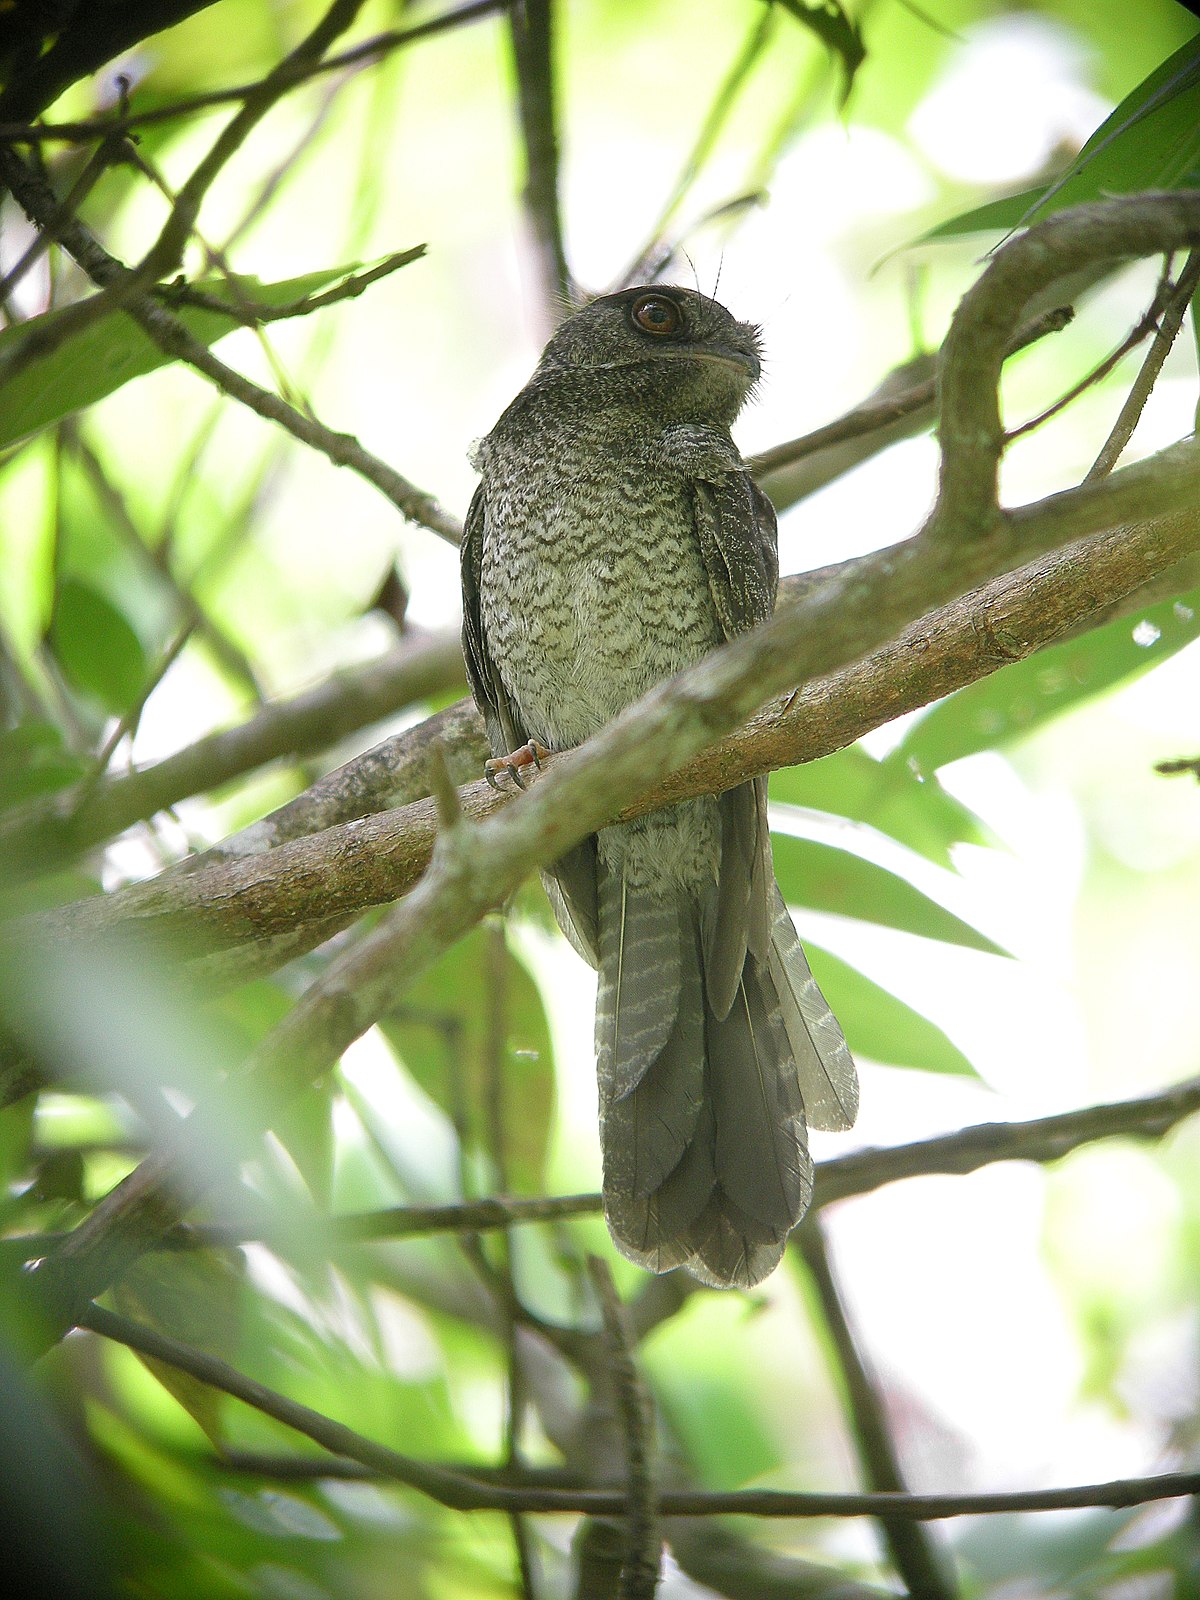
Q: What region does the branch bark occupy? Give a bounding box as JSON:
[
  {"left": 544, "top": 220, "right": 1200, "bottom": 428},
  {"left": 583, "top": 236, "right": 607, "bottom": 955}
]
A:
[{"left": 24, "top": 503, "right": 1200, "bottom": 957}]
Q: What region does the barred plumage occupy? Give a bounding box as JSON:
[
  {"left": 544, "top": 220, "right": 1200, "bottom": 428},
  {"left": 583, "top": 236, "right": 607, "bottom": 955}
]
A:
[{"left": 461, "top": 286, "right": 857, "bottom": 1287}]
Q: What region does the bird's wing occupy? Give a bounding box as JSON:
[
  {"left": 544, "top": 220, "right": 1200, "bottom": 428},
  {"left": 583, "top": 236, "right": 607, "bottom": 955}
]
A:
[
  {"left": 691, "top": 472, "right": 778, "bottom": 1015},
  {"left": 460, "top": 483, "right": 522, "bottom": 753},
  {"left": 692, "top": 472, "right": 778, "bottom": 640},
  {"left": 461, "top": 483, "right": 601, "bottom": 963}
]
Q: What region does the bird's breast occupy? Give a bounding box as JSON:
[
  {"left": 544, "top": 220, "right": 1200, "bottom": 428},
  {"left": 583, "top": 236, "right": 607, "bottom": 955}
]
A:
[{"left": 478, "top": 468, "right": 722, "bottom": 751}]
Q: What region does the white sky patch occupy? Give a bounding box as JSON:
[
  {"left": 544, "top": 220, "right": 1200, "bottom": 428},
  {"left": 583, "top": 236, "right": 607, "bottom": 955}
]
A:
[{"left": 908, "top": 15, "right": 1112, "bottom": 186}]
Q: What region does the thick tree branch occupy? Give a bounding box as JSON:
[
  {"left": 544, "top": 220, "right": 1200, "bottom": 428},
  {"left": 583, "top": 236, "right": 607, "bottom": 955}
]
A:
[
  {"left": 0, "top": 626, "right": 465, "bottom": 870},
  {"left": 25, "top": 502, "right": 1200, "bottom": 955},
  {"left": 930, "top": 191, "right": 1200, "bottom": 541}
]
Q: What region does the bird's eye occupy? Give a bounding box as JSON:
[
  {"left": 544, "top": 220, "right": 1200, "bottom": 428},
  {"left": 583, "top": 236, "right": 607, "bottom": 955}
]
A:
[{"left": 630, "top": 293, "right": 683, "bottom": 337}]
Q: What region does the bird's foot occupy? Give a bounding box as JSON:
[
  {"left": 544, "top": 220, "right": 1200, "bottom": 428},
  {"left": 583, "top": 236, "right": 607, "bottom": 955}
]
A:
[{"left": 485, "top": 739, "right": 550, "bottom": 790}]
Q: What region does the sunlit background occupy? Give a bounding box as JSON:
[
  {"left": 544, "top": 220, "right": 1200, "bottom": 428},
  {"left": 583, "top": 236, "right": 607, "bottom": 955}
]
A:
[{"left": 3, "top": 1, "right": 1200, "bottom": 1595}]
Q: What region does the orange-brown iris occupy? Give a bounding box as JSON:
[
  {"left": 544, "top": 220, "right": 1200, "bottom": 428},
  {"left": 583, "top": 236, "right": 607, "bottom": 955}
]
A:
[{"left": 630, "top": 293, "right": 683, "bottom": 336}]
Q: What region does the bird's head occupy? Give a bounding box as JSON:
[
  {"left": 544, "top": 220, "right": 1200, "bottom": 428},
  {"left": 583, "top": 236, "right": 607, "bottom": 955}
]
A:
[{"left": 531, "top": 286, "right": 763, "bottom": 425}]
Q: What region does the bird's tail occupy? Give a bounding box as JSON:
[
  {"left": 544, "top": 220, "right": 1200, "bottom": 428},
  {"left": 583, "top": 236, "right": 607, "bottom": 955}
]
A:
[{"left": 596, "top": 866, "right": 856, "bottom": 1289}]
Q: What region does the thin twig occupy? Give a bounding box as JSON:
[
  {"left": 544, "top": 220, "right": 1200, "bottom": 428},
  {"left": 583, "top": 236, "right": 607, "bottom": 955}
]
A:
[
  {"left": 482, "top": 918, "right": 540, "bottom": 1600},
  {"left": 617, "top": 4, "right": 777, "bottom": 287},
  {"left": 1156, "top": 755, "right": 1200, "bottom": 779},
  {"left": 508, "top": 0, "right": 572, "bottom": 318},
  {"left": 749, "top": 305, "right": 1072, "bottom": 481},
  {"left": 587, "top": 1257, "right": 661, "bottom": 1600},
  {"left": 1085, "top": 248, "right": 1200, "bottom": 480},
  {"left": 1005, "top": 283, "right": 1171, "bottom": 444},
  {"left": 63, "top": 1307, "right": 1200, "bottom": 1523},
  {"left": 68, "top": 429, "right": 264, "bottom": 699},
  {"left": 0, "top": 148, "right": 462, "bottom": 543},
  {"left": 0, "top": 1, "right": 512, "bottom": 147},
  {"left": 159, "top": 248, "right": 427, "bottom": 327},
  {"left": 799, "top": 1221, "right": 958, "bottom": 1600},
  {"left": 0, "top": 1, "right": 372, "bottom": 386},
  {"left": 0, "top": 134, "right": 125, "bottom": 301},
  {"left": 9, "top": 1072, "right": 1197, "bottom": 1261}
]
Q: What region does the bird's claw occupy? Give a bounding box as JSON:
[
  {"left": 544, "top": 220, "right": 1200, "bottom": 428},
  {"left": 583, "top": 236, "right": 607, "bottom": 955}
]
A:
[{"left": 485, "top": 739, "right": 550, "bottom": 790}]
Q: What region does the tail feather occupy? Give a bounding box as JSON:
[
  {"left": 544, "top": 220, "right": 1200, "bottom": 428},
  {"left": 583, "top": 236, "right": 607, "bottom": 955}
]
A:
[
  {"left": 707, "top": 980, "right": 811, "bottom": 1235},
  {"left": 681, "top": 1195, "right": 790, "bottom": 1289},
  {"left": 766, "top": 884, "right": 858, "bottom": 1131},
  {"left": 593, "top": 811, "right": 858, "bottom": 1290},
  {"left": 599, "top": 907, "right": 705, "bottom": 1199},
  {"left": 596, "top": 870, "right": 683, "bottom": 1098}
]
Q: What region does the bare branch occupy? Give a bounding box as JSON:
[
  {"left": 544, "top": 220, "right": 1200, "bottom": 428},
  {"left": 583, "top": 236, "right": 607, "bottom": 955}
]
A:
[
  {"left": 1085, "top": 247, "right": 1200, "bottom": 480},
  {"left": 24, "top": 500, "right": 1200, "bottom": 957},
  {"left": 930, "top": 191, "right": 1200, "bottom": 540},
  {"left": 750, "top": 303, "right": 1073, "bottom": 507},
  {"left": 61, "top": 1306, "right": 1200, "bottom": 1526},
  {"left": 9, "top": 1071, "right": 1195, "bottom": 1258},
  {"left": 508, "top": 0, "right": 572, "bottom": 319},
  {"left": 0, "top": 626, "right": 465, "bottom": 869},
  {"left": 587, "top": 1257, "right": 661, "bottom": 1600},
  {"left": 0, "top": 148, "right": 462, "bottom": 543},
  {"left": 0, "top": 1, "right": 512, "bottom": 144},
  {"left": 798, "top": 1221, "right": 958, "bottom": 1599}
]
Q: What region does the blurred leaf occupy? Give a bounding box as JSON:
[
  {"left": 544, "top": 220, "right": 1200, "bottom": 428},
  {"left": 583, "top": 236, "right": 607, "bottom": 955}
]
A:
[
  {"left": 806, "top": 944, "right": 978, "bottom": 1076},
  {"left": 0, "top": 261, "right": 411, "bottom": 449},
  {"left": 46, "top": 576, "right": 147, "bottom": 714},
  {"left": 957, "top": 1506, "right": 1142, "bottom": 1590},
  {"left": 380, "top": 924, "right": 555, "bottom": 1191},
  {"left": 0, "top": 721, "right": 87, "bottom": 809},
  {"left": 273, "top": 1084, "right": 335, "bottom": 1210},
  {"left": 769, "top": 744, "right": 990, "bottom": 867},
  {"left": 111, "top": 1248, "right": 244, "bottom": 1447},
  {"left": 772, "top": 828, "right": 1007, "bottom": 953},
  {"left": 205, "top": 983, "right": 334, "bottom": 1202},
  {"left": 216, "top": 1489, "right": 342, "bottom": 1542},
  {"left": 897, "top": 584, "right": 1200, "bottom": 772},
  {"left": 918, "top": 34, "right": 1200, "bottom": 243},
  {"left": 774, "top": 0, "right": 866, "bottom": 103}
]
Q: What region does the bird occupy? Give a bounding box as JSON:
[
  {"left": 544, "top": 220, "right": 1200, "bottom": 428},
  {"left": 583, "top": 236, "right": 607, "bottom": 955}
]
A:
[{"left": 461, "top": 285, "right": 857, "bottom": 1288}]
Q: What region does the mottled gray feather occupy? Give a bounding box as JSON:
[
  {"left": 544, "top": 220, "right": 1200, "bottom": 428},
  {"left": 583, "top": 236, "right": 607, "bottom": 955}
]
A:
[
  {"left": 461, "top": 284, "right": 858, "bottom": 1290},
  {"left": 766, "top": 884, "right": 859, "bottom": 1131},
  {"left": 596, "top": 869, "right": 684, "bottom": 1099}
]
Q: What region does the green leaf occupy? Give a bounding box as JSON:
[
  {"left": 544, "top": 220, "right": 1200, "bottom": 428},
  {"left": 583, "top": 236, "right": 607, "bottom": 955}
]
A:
[
  {"left": 274, "top": 1084, "right": 335, "bottom": 1210},
  {"left": 772, "top": 829, "right": 1006, "bottom": 954},
  {"left": 0, "top": 721, "right": 86, "bottom": 809},
  {"left": 918, "top": 34, "right": 1200, "bottom": 244},
  {"left": 111, "top": 1247, "right": 244, "bottom": 1446},
  {"left": 46, "top": 576, "right": 147, "bottom": 714},
  {"left": 768, "top": 744, "right": 989, "bottom": 867},
  {"left": 898, "top": 583, "right": 1200, "bottom": 773},
  {"left": 806, "top": 944, "right": 978, "bottom": 1077},
  {"left": 379, "top": 924, "right": 555, "bottom": 1192},
  {"left": 774, "top": 0, "right": 865, "bottom": 103},
  {"left": 0, "top": 259, "right": 414, "bottom": 450}
]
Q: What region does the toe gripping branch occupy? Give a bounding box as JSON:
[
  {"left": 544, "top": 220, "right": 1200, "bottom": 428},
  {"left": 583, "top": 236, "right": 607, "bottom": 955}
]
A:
[{"left": 484, "top": 739, "right": 550, "bottom": 790}]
